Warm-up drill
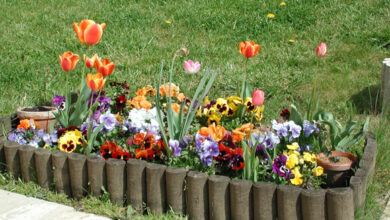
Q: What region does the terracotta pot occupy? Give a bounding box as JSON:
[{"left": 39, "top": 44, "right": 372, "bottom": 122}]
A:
[
  {"left": 317, "top": 151, "right": 357, "bottom": 171},
  {"left": 317, "top": 151, "right": 357, "bottom": 187},
  {"left": 17, "top": 106, "right": 58, "bottom": 132}
]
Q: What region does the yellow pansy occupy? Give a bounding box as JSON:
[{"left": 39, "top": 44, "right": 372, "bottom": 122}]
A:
[
  {"left": 254, "top": 105, "right": 265, "bottom": 121},
  {"left": 58, "top": 130, "right": 84, "bottom": 153},
  {"left": 312, "top": 166, "right": 324, "bottom": 176},
  {"left": 303, "top": 152, "right": 316, "bottom": 164},
  {"left": 215, "top": 98, "right": 229, "bottom": 115},
  {"left": 290, "top": 167, "right": 303, "bottom": 185},
  {"left": 208, "top": 112, "right": 221, "bottom": 125},
  {"left": 244, "top": 97, "right": 256, "bottom": 112},
  {"left": 287, "top": 142, "right": 299, "bottom": 150},
  {"left": 203, "top": 95, "right": 210, "bottom": 106},
  {"left": 286, "top": 154, "right": 299, "bottom": 169}
]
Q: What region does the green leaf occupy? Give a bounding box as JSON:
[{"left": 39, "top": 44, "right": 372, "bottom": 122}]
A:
[{"left": 290, "top": 104, "right": 303, "bottom": 126}]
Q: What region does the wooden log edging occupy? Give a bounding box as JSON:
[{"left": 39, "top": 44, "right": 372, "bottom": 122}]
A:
[{"left": 0, "top": 130, "right": 377, "bottom": 219}]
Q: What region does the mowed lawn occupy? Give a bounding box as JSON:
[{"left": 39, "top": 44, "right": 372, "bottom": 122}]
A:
[{"left": 0, "top": 0, "right": 390, "bottom": 219}]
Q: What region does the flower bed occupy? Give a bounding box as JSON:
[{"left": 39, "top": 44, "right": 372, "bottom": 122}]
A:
[
  {"left": 0, "top": 120, "right": 377, "bottom": 219},
  {"left": 0, "top": 19, "right": 377, "bottom": 220}
]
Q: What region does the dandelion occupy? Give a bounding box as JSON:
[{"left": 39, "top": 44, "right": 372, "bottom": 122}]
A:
[
  {"left": 280, "top": 1, "right": 286, "bottom": 6},
  {"left": 289, "top": 39, "right": 295, "bottom": 43},
  {"left": 267, "top": 13, "right": 275, "bottom": 18},
  {"left": 201, "top": 24, "right": 205, "bottom": 27},
  {"left": 165, "top": 20, "right": 172, "bottom": 24}
]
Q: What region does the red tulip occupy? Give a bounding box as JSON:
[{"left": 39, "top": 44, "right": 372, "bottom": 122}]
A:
[
  {"left": 95, "top": 58, "right": 115, "bottom": 77},
  {"left": 86, "top": 72, "right": 106, "bottom": 90},
  {"left": 239, "top": 41, "right": 260, "bottom": 58},
  {"left": 73, "top": 20, "right": 106, "bottom": 45},
  {"left": 316, "top": 42, "right": 328, "bottom": 58},
  {"left": 83, "top": 54, "right": 99, "bottom": 69},
  {"left": 59, "top": 52, "right": 79, "bottom": 72},
  {"left": 252, "top": 89, "right": 265, "bottom": 106}
]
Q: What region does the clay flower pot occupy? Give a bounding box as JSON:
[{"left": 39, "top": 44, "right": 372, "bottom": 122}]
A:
[
  {"left": 317, "top": 151, "right": 357, "bottom": 171},
  {"left": 17, "top": 106, "right": 58, "bottom": 132},
  {"left": 317, "top": 151, "right": 357, "bottom": 187}
]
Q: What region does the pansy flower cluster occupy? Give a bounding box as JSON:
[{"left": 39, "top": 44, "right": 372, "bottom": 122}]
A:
[
  {"left": 57, "top": 126, "right": 84, "bottom": 153},
  {"left": 196, "top": 95, "right": 264, "bottom": 126},
  {"left": 99, "top": 141, "right": 130, "bottom": 161},
  {"left": 8, "top": 119, "right": 58, "bottom": 148}
]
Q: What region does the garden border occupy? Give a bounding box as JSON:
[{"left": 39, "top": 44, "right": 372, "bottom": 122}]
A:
[{"left": 0, "top": 115, "right": 377, "bottom": 220}]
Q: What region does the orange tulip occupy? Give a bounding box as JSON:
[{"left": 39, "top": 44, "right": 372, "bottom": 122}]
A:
[
  {"left": 73, "top": 19, "right": 106, "bottom": 45},
  {"left": 95, "top": 58, "right": 115, "bottom": 77},
  {"left": 86, "top": 72, "right": 106, "bottom": 90},
  {"left": 239, "top": 41, "right": 260, "bottom": 58},
  {"left": 83, "top": 54, "right": 99, "bottom": 69},
  {"left": 59, "top": 52, "right": 79, "bottom": 72}
]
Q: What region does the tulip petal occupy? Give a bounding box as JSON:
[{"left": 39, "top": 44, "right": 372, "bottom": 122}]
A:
[
  {"left": 244, "top": 45, "right": 254, "bottom": 58},
  {"left": 69, "top": 54, "right": 80, "bottom": 70},
  {"left": 254, "top": 44, "right": 260, "bottom": 56},
  {"left": 61, "top": 57, "right": 71, "bottom": 72},
  {"left": 84, "top": 23, "right": 103, "bottom": 45},
  {"left": 239, "top": 42, "right": 245, "bottom": 54},
  {"left": 80, "top": 19, "right": 95, "bottom": 32},
  {"left": 100, "top": 23, "right": 106, "bottom": 31},
  {"left": 73, "top": 23, "right": 84, "bottom": 43}
]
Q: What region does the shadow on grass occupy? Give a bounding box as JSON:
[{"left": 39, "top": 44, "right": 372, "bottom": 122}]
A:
[{"left": 349, "top": 84, "right": 382, "bottom": 114}]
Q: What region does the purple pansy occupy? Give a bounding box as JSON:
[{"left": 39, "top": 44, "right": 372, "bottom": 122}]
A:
[
  {"left": 51, "top": 95, "right": 65, "bottom": 107},
  {"left": 169, "top": 139, "right": 182, "bottom": 157},
  {"left": 272, "top": 154, "right": 292, "bottom": 180},
  {"left": 302, "top": 120, "right": 320, "bottom": 138}
]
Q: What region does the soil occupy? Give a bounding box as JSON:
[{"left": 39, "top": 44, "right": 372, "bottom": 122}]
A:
[
  {"left": 21, "top": 106, "right": 55, "bottom": 112},
  {"left": 318, "top": 155, "right": 352, "bottom": 164}
]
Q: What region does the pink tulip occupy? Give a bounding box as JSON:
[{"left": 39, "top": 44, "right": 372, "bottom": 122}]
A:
[
  {"left": 183, "top": 60, "right": 201, "bottom": 74},
  {"left": 252, "top": 89, "right": 265, "bottom": 106},
  {"left": 316, "top": 42, "right": 327, "bottom": 58}
]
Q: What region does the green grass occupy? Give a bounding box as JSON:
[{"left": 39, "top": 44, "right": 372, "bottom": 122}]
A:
[
  {"left": 0, "top": 0, "right": 389, "bottom": 219},
  {"left": 0, "top": 172, "right": 186, "bottom": 219}
]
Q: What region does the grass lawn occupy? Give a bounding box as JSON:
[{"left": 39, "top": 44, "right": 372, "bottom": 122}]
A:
[{"left": 0, "top": 0, "right": 389, "bottom": 219}]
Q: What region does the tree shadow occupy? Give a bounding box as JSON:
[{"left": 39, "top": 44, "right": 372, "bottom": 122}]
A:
[{"left": 349, "top": 84, "right": 382, "bottom": 114}]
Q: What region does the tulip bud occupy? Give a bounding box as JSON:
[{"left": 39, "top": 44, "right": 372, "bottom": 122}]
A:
[
  {"left": 59, "top": 52, "right": 79, "bottom": 72},
  {"left": 252, "top": 89, "right": 265, "bottom": 106},
  {"left": 239, "top": 41, "right": 260, "bottom": 58},
  {"left": 316, "top": 42, "right": 328, "bottom": 58}
]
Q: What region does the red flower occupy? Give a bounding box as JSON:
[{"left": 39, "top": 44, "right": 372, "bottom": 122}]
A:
[
  {"left": 315, "top": 42, "right": 328, "bottom": 58},
  {"left": 115, "top": 94, "right": 127, "bottom": 110},
  {"left": 239, "top": 41, "right": 260, "bottom": 58},
  {"left": 100, "top": 142, "right": 120, "bottom": 160},
  {"left": 133, "top": 133, "right": 145, "bottom": 145},
  {"left": 112, "top": 150, "right": 130, "bottom": 161},
  {"left": 252, "top": 89, "right": 265, "bottom": 106},
  {"left": 280, "top": 109, "right": 290, "bottom": 120},
  {"left": 135, "top": 148, "right": 155, "bottom": 160}
]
